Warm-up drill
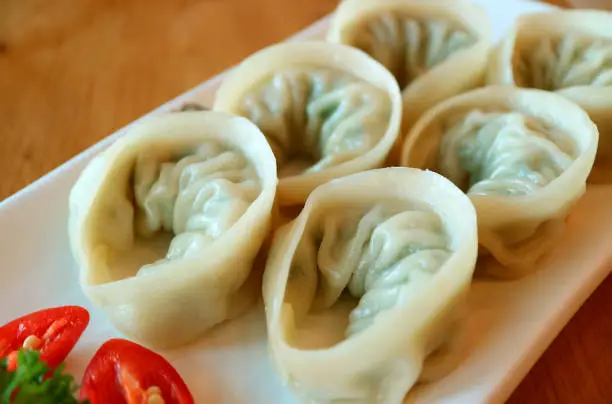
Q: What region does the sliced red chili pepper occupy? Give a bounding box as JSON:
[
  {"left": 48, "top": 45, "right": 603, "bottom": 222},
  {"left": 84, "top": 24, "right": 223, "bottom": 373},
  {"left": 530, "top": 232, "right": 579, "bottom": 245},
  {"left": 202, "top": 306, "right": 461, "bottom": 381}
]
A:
[
  {"left": 0, "top": 305, "right": 90, "bottom": 369},
  {"left": 80, "top": 338, "right": 194, "bottom": 404}
]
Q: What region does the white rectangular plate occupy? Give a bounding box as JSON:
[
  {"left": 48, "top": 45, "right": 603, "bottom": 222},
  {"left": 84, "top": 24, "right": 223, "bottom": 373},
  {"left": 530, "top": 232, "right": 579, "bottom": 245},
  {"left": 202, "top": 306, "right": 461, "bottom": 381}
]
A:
[{"left": 2, "top": 1, "right": 610, "bottom": 403}]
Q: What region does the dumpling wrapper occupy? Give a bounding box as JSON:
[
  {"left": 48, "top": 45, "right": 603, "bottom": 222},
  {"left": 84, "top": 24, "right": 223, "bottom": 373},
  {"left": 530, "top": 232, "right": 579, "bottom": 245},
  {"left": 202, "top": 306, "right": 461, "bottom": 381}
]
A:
[
  {"left": 214, "top": 41, "right": 402, "bottom": 206},
  {"left": 487, "top": 10, "right": 612, "bottom": 183},
  {"left": 263, "top": 167, "right": 478, "bottom": 403},
  {"left": 401, "top": 86, "right": 598, "bottom": 278},
  {"left": 327, "top": 0, "right": 492, "bottom": 161},
  {"left": 69, "top": 111, "right": 277, "bottom": 348}
]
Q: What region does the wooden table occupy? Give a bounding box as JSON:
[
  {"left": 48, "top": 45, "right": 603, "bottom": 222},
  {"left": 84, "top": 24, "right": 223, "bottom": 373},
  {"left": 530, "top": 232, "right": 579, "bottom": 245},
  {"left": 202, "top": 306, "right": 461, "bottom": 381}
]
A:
[{"left": 1, "top": 0, "right": 610, "bottom": 402}]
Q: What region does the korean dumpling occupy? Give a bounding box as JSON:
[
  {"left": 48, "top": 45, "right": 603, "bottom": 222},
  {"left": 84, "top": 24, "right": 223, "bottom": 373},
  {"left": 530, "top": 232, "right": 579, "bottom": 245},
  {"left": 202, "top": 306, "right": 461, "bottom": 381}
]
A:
[
  {"left": 327, "top": 0, "right": 492, "bottom": 159},
  {"left": 487, "top": 10, "right": 612, "bottom": 182},
  {"left": 213, "top": 41, "right": 402, "bottom": 205},
  {"left": 401, "top": 86, "right": 598, "bottom": 278},
  {"left": 68, "top": 111, "right": 277, "bottom": 348},
  {"left": 263, "top": 167, "right": 478, "bottom": 404}
]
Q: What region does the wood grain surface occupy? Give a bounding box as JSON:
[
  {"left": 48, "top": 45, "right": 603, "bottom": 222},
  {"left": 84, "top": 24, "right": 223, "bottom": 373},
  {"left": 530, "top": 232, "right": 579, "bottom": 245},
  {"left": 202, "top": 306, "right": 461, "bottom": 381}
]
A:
[{"left": 1, "top": 0, "right": 610, "bottom": 403}]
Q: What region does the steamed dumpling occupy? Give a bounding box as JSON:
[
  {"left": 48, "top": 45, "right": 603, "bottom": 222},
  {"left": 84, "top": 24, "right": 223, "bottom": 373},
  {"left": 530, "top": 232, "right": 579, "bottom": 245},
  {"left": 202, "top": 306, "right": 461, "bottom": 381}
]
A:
[
  {"left": 401, "top": 87, "right": 598, "bottom": 278},
  {"left": 487, "top": 10, "right": 612, "bottom": 182},
  {"left": 68, "top": 111, "right": 277, "bottom": 348},
  {"left": 327, "top": 0, "right": 492, "bottom": 158},
  {"left": 214, "top": 41, "right": 402, "bottom": 205},
  {"left": 263, "top": 168, "right": 478, "bottom": 403}
]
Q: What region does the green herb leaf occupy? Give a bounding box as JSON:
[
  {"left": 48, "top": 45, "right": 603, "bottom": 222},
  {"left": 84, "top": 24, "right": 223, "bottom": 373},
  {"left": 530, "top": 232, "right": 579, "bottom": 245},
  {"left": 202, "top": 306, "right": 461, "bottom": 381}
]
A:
[{"left": 0, "top": 350, "right": 87, "bottom": 404}]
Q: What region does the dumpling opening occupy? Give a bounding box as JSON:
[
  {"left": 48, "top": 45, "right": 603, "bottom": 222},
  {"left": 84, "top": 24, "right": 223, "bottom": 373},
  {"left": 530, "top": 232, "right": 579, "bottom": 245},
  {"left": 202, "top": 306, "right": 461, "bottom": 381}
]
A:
[
  {"left": 92, "top": 140, "right": 260, "bottom": 283},
  {"left": 236, "top": 66, "right": 392, "bottom": 178},
  {"left": 513, "top": 33, "right": 612, "bottom": 90},
  {"left": 283, "top": 200, "right": 452, "bottom": 349},
  {"left": 348, "top": 12, "right": 477, "bottom": 90},
  {"left": 437, "top": 109, "right": 578, "bottom": 197}
]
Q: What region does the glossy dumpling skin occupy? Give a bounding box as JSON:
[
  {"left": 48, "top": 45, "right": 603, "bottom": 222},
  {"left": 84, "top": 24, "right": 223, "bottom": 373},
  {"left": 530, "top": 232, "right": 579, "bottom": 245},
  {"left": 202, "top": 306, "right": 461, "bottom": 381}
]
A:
[
  {"left": 487, "top": 10, "right": 612, "bottom": 183},
  {"left": 263, "top": 168, "right": 478, "bottom": 404},
  {"left": 327, "top": 0, "right": 492, "bottom": 160},
  {"left": 68, "top": 111, "right": 277, "bottom": 349},
  {"left": 214, "top": 41, "right": 402, "bottom": 206},
  {"left": 401, "top": 87, "right": 598, "bottom": 278}
]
